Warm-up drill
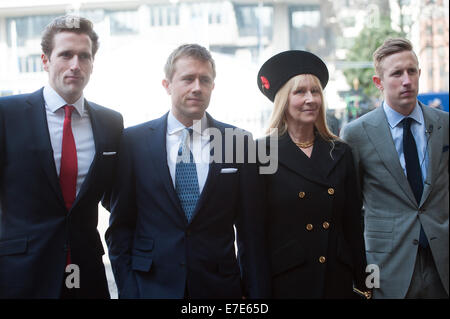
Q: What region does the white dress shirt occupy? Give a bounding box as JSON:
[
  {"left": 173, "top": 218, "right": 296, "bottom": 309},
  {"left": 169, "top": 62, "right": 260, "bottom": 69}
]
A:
[
  {"left": 43, "top": 85, "right": 95, "bottom": 195},
  {"left": 166, "top": 111, "right": 210, "bottom": 194},
  {"left": 383, "top": 101, "right": 429, "bottom": 182}
]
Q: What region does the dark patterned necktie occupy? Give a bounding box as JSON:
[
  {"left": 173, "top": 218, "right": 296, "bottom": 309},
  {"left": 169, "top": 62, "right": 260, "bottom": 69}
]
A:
[{"left": 175, "top": 128, "right": 200, "bottom": 222}]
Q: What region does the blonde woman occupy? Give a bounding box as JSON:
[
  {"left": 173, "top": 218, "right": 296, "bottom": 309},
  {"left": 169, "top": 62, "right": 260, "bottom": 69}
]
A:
[{"left": 257, "top": 51, "right": 369, "bottom": 299}]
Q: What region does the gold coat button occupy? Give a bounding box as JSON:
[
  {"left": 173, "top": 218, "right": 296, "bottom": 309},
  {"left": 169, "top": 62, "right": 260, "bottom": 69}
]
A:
[
  {"left": 327, "top": 188, "right": 335, "bottom": 195},
  {"left": 319, "top": 256, "right": 326, "bottom": 263},
  {"left": 306, "top": 224, "right": 313, "bottom": 231},
  {"left": 298, "top": 192, "right": 306, "bottom": 199},
  {"left": 323, "top": 221, "right": 330, "bottom": 229}
]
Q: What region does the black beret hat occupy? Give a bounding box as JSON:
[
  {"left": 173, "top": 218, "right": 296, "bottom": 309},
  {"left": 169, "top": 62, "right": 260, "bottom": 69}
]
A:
[{"left": 257, "top": 50, "right": 329, "bottom": 102}]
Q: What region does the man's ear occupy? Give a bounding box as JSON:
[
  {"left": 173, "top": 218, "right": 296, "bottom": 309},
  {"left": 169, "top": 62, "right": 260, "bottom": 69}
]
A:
[
  {"left": 372, "top": 75, "right": 383, "bottom": 91},
  {"left": 41, "top": 53, "right": 49, "bottom": 72},
  {"left": 162, "top": 79, "right": 171, "bottom": 95}
]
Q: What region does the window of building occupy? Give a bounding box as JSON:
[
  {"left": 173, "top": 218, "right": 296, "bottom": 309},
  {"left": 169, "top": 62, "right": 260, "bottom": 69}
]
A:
[
  {"left": 6, "top": 14, "right": 61, "bottom": 47},
  {"left": 208, "top": 4, "right": 223, "bottom": 25},
  {"left": 18, "top": 54, "right": 43, "bottom": 73},
  {"left": 149, "top": 5, "right": 180, "bottom": 26},
  {"left": 291, "top": 6, "right": 321, "bottom": 28},
  {"left": 77, "top": 9, "right": 105, "bottom": 24},
  {"left": 107, "top": 10, "right": 139, "bottom": 35},
  {"left": 289, "top": 5, "right": 323, "bottom": 51},
  {"left": 234, "top": 4, "right": 273, "bottom": 39},
  {"left": 426, "top": 47, "right": 433, "bottom": 61}
]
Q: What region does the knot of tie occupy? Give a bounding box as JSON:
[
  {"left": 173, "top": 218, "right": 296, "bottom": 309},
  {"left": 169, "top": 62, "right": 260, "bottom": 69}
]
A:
[
  {"left": 402, "top": 117, "right": 414, "bottom": 130},
  {"left": 63, "top": 105, "right": 75, "bottom": 120},
  {"left": 178, "top": 128, "right": 194, "bottom": 161}
]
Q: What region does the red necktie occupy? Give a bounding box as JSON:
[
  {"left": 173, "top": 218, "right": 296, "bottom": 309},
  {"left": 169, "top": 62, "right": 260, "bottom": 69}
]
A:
[{"left": 59, "top": 105, "right": 77, "bottom": 265}]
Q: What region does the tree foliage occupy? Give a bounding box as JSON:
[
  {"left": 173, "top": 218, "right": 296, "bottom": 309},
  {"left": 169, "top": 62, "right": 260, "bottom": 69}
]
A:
[{"left": 343, "top": 17, "right": 405, "bottom": 98}]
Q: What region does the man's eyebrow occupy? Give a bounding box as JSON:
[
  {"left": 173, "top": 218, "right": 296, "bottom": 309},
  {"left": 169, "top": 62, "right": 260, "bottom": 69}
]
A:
[
  {"left": 389, "top": 67, "right": 401, "bottom": 73},
  {"left": 57, "top": 50, "right": 72, "bottom": 55},
  {"left": 57, "top": 50, "right": 92, "bottom": 56}
]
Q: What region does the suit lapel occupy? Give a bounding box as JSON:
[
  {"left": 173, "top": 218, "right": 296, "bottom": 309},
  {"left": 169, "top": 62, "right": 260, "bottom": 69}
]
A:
[
  {"left": 146, "top": 113, "right": 186, "bottom": 220},
  {"left": 363, "top": 106, "right": 417, "bottom": 204},
  {"left": 70, "top": 100, "right": 102, "bottom": 212},
  {"left": 190, "top": 115, "right": 223, "bottom": 220},
  {"left": 192, "top": 163, "right": 221, "bottom": 222},
  {"left": 420, "top": 104, "right": 442, "bottom": 206},
  {"left": 26, "top": 89, "right": 66, "bottom": 208}
]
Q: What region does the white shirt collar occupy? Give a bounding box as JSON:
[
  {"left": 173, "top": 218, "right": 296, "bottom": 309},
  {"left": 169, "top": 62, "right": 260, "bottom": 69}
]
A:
[
  {"left": 43, "top": 85, "right": 85, "bottom": 116},
  {"left": 167, "top": 110, "right": 208, "bottom": 136},
  {"left": 383, "top": 100, "right": 423, "bottom": 129}
]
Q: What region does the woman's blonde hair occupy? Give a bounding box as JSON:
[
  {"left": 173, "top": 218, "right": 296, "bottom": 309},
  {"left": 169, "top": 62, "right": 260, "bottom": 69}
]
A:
[{"left": 265, "top": 74, "right": 337, "bottom": 142}]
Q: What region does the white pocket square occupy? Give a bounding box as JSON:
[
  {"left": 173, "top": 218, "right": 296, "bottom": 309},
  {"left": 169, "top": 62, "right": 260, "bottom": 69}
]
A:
[
  {"left": 102, "top": 151, "right": 117, "bottom": 156},
  {"left": 220, "top": 168, "right": 238, "bottom": 173}
]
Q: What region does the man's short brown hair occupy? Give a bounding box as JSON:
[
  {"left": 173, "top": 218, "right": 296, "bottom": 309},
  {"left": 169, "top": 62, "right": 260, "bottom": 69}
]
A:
[
  {"left": 41, "top": 15, "right": 99, "bottom": 58},
  {"left": 164, "top": 44, "right": 216, "bottom": 81},
  {"left": 373, "top": 38, "right": 417, "bottom": 77}
]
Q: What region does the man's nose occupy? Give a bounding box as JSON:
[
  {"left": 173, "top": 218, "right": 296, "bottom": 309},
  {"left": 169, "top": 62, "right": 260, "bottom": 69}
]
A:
[
  {"left": 192, "top": 79, "right": 201, "bottom": 92},
  {"left": 70, "top": 56, "right": 80, "bottom": 71},
  {"left": 402, "top": 71, "right": 412, "bottom": 85}
]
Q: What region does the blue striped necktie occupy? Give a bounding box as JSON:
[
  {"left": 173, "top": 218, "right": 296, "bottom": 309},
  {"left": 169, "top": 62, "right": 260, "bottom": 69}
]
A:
[{"left": 175, "top": 128, "right": 200, "bottom": 222}]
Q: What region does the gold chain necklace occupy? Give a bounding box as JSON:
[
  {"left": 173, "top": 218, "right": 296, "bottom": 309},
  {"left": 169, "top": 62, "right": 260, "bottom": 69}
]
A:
[{"left": 294, "top": 140, "right": 314, "bottom": 148}]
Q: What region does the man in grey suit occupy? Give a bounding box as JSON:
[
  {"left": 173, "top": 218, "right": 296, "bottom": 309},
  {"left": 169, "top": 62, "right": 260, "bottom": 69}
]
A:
[{"left": 341, "top": 38, "right": 448, "bottom": 299}]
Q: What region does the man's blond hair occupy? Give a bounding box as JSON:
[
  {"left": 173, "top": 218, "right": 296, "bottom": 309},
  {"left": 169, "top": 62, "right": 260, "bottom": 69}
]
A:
[{"left": 373, "top": 38, "right": 417, "bottom": 77}]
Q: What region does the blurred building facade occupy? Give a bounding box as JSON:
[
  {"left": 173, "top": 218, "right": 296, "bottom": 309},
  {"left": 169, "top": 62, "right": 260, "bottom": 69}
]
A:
[
  {"left": 0, "top": 0, "right": 448, "bottom": 131},
  {"left": 1, "top": 0, "right": 337, "bottom": 135}
]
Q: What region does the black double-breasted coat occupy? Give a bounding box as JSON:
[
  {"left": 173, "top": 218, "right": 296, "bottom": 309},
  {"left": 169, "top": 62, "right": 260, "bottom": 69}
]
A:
[{"left": 260, "top": 133, "right": 367, "bottom": 298}]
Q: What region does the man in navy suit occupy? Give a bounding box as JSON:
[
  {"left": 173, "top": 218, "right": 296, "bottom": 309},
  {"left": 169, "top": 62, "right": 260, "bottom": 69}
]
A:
[
  {"left": 106, "top": 44, "right": 270, "bottom": 299},
  {"left": 0, "top": 15, "right": 123, "bottom": 298}
]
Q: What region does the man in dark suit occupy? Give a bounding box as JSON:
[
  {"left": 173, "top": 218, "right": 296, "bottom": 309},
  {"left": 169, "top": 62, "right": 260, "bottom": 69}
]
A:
[
  {"left": 0, "top": 15, "right": 123, "bottom": 298},
  {"left": 106, "top": 44, "right": 270, "bottom": 299}
]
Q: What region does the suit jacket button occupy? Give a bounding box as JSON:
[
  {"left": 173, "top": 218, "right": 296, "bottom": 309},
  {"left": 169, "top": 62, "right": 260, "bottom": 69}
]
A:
[
  {"left": 306, "top": 224, "right": 313, "bottom": 231},
  {"left": 299, "top": 192, "right": 306, "bottom": 199},
  {"left": 323, "top": 221, "right": 330, "bottom": 229},
  {"left": 327, "top": 188, "right": 335, "bottom": 195},
  {"left": 180, "top": 262, "right": 186, "bottom": 267},
  {"left": 319, "top": 256, "right": 326, "bottom": 263},
  {"left": 413, "top": 239, "right": 419, "bottom": 245}
]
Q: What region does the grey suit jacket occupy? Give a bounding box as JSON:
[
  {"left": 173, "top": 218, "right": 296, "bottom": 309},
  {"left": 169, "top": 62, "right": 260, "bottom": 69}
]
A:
[{"left": 341, "top": 103, "right": 449, "bottom": 298}]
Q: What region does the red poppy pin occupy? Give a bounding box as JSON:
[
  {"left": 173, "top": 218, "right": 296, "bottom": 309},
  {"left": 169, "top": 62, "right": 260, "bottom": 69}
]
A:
[{"left": 260, "top": 76, "right": 270, "bottom": 90}]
